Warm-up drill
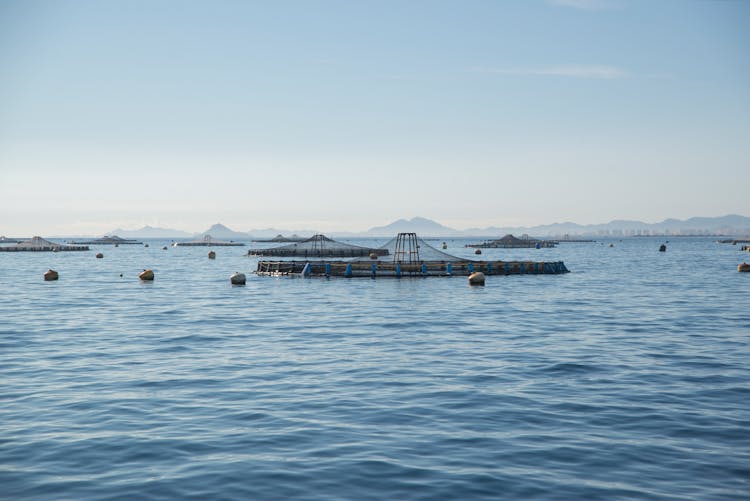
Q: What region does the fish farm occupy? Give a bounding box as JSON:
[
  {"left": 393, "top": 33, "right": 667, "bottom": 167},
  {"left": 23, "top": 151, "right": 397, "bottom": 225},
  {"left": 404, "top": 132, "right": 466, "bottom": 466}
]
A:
[
  {"left": 174, "top": 235, "right": 245, "bottom": 247},
  {"left": 248, "top": 234, "right": 388, "bottom": 258},
  {"left": 466, "top": 234, "right": 558, "bottom": 249},
  {"left": 256, "top": 233, "right": 569, "bottom": 277},
  {"left": 0, "top": 236, "right": 89, "bottom": 252},
  {"left": 71, "top": 235, "right": 143, "bottom": 245}
]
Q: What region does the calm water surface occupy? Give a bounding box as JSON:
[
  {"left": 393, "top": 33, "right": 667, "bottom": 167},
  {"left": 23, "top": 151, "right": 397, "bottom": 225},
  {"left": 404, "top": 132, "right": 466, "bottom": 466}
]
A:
[{"left": 1, "top": 237, "right": 749, "bottom": 499}]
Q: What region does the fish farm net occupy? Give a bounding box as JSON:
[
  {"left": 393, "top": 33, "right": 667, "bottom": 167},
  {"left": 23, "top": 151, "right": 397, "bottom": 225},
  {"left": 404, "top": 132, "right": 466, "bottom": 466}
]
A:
[
  {"left": 354, "top": 233, "right": 464, "bottom": 263},
  {"left": 248, "top": 234, "right": 388, "bottom": 258}
]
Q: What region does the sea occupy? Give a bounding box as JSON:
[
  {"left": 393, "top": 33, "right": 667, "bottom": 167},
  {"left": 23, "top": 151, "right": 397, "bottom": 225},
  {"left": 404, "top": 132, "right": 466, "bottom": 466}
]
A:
[{"left": 1, "top": 236, "right": 749, "bottom": 500}]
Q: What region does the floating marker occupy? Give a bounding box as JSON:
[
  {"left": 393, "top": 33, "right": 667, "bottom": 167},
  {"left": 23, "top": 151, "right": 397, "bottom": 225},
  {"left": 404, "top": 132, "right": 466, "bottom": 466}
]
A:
[
  {"left": 139, "top": 269, "right": 154, "bottom": 281},
  {"left": 739, "top": 263, "right": 750, "bottom": 273},
  {"left": 468, "top": 272, "right": 485, "bottom": 286},
  {"left": 474, "top": 249, "right": 482, "bottom": 255},
  {"left": 43, "top": 269, "right": 59, "bottom": 281},
  {"left": 230, "top": 272, "right": 246, "bottom": 284},
  {"left": 96, "top": 253, "right": 104, "bottom": 259},
  {"left": 208, "top": 251, "right": 216, "bottom": 259},
  {"left": 659, "top": 244, "right": 667, "bottom": 252}
]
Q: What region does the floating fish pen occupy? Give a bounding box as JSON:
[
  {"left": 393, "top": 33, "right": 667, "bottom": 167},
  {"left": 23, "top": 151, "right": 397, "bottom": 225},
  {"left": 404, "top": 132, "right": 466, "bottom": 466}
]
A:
[
  {"left": 174, "top": 235, "right": 245, "bottom": 247},
  {"left": 0, "top": 236, "right": 89, "bottom": 252},
  {"left": 256, "top": 233, "right": 568, "bottom": 277},
  {"left": 466, "top": 234, "right": 557, "bottom": 249},
  {"left": 71, "top": 235, "right": 143, "bottom": 245},
  {"left": 248, "top": 234, "right": 388, "bottom": 258},
  {"left": 252, "top": 234, "right": 307, "bottom": 243}
]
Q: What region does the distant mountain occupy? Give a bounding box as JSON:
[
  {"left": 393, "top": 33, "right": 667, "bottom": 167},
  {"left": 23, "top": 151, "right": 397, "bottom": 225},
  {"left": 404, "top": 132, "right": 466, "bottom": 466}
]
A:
[
  {"left": 467, "top": 214, "right": 750, "bottom": 237},
  {"left": 110, "top": 225, "right": 192, "bottom": 238},
  {"left": 196, "top": 223, "right": 250, "bottom": 239},
  {"left": 365, "top": 217, "right": 462, "bottom": 236}
]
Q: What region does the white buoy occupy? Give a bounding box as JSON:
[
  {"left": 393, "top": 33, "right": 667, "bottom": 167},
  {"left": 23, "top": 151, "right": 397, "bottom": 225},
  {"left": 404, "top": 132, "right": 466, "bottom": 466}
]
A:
[
  {"left": 139, "top": 269, "right": 154, "bottom": 281},
  {"left": 369, "top": 252, "right": 378, "bottom": 260},
  {"left": 44, "top": 269, "right": 59, "bottom": 281},
  {"left": 230, "top": 272, "right": 246, "bottom": 285},
  {"left": 468, "top": 271, "right": 485, "bottom": 286},
  {"left": 208, "top": 251, "right": 216, "bottom": 259}
]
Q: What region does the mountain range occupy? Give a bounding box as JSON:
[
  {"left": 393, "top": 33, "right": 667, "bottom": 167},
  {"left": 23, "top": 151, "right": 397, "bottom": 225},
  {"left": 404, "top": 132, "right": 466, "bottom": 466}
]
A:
[{"left": 105, "top": 215, "right": 750, "bottom": 239}]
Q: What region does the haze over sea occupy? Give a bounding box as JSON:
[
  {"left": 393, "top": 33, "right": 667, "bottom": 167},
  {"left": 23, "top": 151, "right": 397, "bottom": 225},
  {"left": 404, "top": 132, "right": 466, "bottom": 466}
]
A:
[{"left": 1, "top": 237, "right": 749, "bottom": 500}]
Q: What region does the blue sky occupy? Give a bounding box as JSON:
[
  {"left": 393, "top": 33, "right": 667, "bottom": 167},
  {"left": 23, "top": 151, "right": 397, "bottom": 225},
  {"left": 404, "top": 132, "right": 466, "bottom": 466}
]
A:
[{"left": 1, "top": 0, "right": 748, "bottom": 235}]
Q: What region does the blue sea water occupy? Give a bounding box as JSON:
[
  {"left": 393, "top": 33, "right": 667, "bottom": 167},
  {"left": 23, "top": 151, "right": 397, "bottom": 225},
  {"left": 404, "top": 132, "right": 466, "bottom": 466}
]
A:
[{"left": 1, "top": 237, "right": 749, "bottom": 500}]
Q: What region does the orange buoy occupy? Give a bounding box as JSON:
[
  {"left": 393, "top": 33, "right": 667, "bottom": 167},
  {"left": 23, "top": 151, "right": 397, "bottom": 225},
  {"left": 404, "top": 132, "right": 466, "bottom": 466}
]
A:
[
  {"left": 43, "top": 269, "right": 59, "bottom": 281},
  {"left": 139, "top": 269, "right": 154, "bottom": 281},
  {"left": 468, "top": 271, "right": 485, "bottom": 286},
  {"left": 208, "top": 251, "right": 216, "bottom": 259},
  {"left": 739, "top": 263, "right": 750, "bottom": 273}
]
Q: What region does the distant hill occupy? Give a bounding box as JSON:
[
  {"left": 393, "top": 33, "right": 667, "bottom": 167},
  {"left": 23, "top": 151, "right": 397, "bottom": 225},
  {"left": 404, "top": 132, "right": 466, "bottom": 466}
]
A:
[
  {"left": 365, "top": 217, "right": 462, "bottom": 236},
  {"left": 196, "top": 223, "right": 250, "bottom": 239},
  {"left": 110, "top": 225, "right": 192, "bottom": 238}
]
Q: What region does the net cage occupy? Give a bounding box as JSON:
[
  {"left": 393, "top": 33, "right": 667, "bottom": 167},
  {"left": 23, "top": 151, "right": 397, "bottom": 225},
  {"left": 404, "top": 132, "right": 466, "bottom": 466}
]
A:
[
  {"left": 248, "top": 234, "right": 389, "bottom": 258},
  {"left": 352, "top": 233, "right": 464, "bottom": 263}
]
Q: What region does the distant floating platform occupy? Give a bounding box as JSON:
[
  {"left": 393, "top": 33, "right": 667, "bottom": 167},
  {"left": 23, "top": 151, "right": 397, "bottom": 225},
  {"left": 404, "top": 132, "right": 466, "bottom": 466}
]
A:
[
  {"left": 0, "top": 236, "right": 89, "bottom": 252},
  {"left": 174, "top": 235, "right": 245, "bottom": 247},
  {"left": 467, "top": 234, "right": 557, "bottom": 249},
  {"left": 71, "top": 235, "right": 143, "bottom": 245},
  {"left": 252, "top": 234, "right": 307, "bottom": 243},
  {"left": 256, "top": 259, "right": 569, "bottom": 277},
  {"left": 717, "top": 239, "right": 750, "bottom": 244}
]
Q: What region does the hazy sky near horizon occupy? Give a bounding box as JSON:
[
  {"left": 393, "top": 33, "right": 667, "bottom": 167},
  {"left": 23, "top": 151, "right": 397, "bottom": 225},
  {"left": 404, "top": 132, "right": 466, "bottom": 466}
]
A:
[{"left": 1, "top": 0, "right": 748, "bottom": 235}]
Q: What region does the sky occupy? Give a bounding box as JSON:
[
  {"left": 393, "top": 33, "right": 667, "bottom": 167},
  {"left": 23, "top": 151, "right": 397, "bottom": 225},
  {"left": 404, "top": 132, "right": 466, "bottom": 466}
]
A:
[{"left": 1, "top": 0, "right": 748, "bottom": 236}]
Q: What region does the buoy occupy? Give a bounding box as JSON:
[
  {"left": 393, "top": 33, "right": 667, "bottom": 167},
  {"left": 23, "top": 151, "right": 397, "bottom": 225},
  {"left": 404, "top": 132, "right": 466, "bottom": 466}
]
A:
[
  {"left": 659, "top": 244, "right": 666, "bottom": 252},
  {"left": 609, "top": 244, "right": 614, "bottom": 248},
  {"left": 208, "top": 251, "right": 216, "bottom": 259},
  {"left": 230, "top": 272, "right": 246, "bottom": 285},
  {"left": 474, "top": 249, "right": 482, "bottom": 255},
  {"left": 144, "top": 243, "right": 149, "bottom": 248},
  {"left": 468, "top": 271, "right": 485, "bottom": 286},
  {"left": 739, "top": 263, "right": 750, "bottom": 273},
  {"left": 442, "top": 242, "right": 447, "bottom": 250},
  {"left": 369, "top": 252, "right": 378, "bottom": 260},
  {"left": 43, "top": 269, "right": 59, "bottom": 281},
  {"left": 96, "top": 252, "right": 104, "bottom": 258},
  {"left": 139, "top": 269, "right": 154, "bottom": 281},
  {"left": 115, "top": 244, "right": 119, "bottom": 248},
  {"left": 162, "top": 246, "right": 168, "bottom": 250}
]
